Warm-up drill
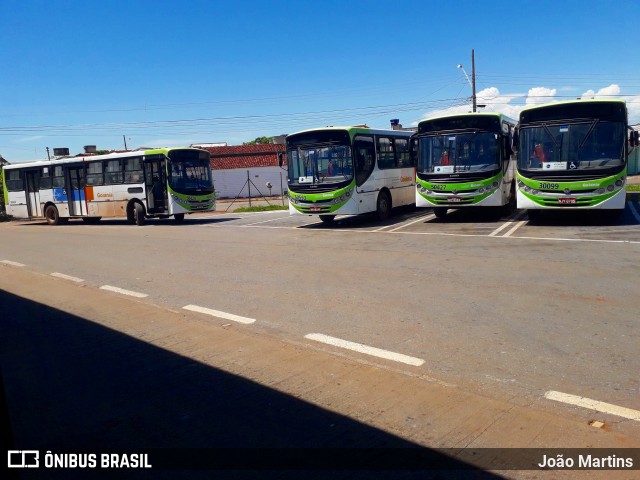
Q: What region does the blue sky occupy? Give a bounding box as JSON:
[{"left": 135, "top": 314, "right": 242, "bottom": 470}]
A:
[{"left": 2, "top": 0, "right": 640, "bottom": 162}]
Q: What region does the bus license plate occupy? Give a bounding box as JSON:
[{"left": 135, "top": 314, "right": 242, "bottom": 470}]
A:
[
  {"left": 310, "top": 206, "right": 322, "bottom": 212},
  {"left": 558, "top": 198, "right": 576, "bottom": 205},
  {"left": 448, "top": 197, "right": 462, "bottom": 203}
]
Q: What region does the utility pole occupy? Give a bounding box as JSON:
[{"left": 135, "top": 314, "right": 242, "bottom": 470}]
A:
[
  {"left": 457, "top": 49, "right": 477, "bottom": 112},
  {"left": 46, "top": 147, "right": 50, "bottom": 161},
  {"left": 471, "top": 49, "right": 477, "bottom": 112},
  {"left": 123, "top": 135, "right": 128, "bottom": 150}
]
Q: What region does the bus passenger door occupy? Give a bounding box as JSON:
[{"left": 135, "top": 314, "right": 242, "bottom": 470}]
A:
[
  {"left": 144, "top": 158, "right": 167, "bottom": 213},
  {"left": 25, "top": 170, "right": 41, "bottom": 218},
  {"left": 64, "top": 165, "right": 87, "bottom": 216}
]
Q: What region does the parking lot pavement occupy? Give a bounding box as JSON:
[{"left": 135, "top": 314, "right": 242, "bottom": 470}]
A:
[
  {"left": 203, "top": 200, "right": 640, "bottom": 244},
  {"left": 2, "top": 266, "right": 639, "bottom": 480}
]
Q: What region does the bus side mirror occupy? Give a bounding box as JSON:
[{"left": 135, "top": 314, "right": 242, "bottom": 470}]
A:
[{"left": 629, "top": 130, "right": 639, "bottom": 147}]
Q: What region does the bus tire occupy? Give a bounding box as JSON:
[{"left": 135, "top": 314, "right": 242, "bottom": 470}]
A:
[
  {"left": 82, "top": 217, "right": 102, "bottom": 224},
  {"left": 174, "top": 213, "right": 185, "bottom": 223},
  {"left": 126, "top": 203, "right": 136, "bottom": 224},
  {"left": 319, "top": 214, "right": 335, "bottom": 224},
  {"left": 433, "top": 207, "right": 447, "bottom": 218},
  {"left": 134, "top": 203, "right": 146, "bottom": 226},
  {"left": 45, "top": 205, "right": 62, "bottom": 225},
  {"left": 376, "top": 191, "right": 391, "bottom": 221}
]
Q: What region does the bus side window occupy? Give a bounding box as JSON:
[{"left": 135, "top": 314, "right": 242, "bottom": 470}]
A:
[
  {"left": 377, "top": 137, "right": 396, "bottom": 169},
  {"left": 86, "top": 162, "right": 104, "bottom": 186},
  {"left": 6, "top": 170, "right": 24, "bottom": 191},
  {"left": 40, "top": 167, "right": 52, "bottom": 189},
  {"left": 395, "top": 138, "right": 409, "bottom": 167},
  {"left": 124, "top": 157, "right": 143, "bottom": 183},
  {"left": 104, "top": 160, "right": 122, "bottom": 185},
  {"left": 52, "top": 166, "right": 65, "bottom": 188}
]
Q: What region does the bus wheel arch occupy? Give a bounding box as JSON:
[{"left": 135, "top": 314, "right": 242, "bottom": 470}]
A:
[{"left": 376, "top": 189, "right": 392, "bottom": 221}]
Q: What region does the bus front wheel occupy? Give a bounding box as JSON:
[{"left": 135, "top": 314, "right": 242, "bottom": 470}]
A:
[
  {"left": 376, "top": 191, "right": 391, "bottom": 221},
  {"left": 319, "top": 215, "right": 335, "bottom": 224},
  {"left": 134, "top": 203, "right": 146, "bottom": 226},
  {"left": 433, "top": 207, "right": 447, "bottom": 219},
  {"left": 174, "top": 213, "right": 185, "bottom": 223}
]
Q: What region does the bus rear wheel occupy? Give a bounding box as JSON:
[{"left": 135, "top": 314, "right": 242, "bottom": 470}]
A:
[
  {"left": 319, "top": 215, "right": 335, "bottom": 224},
  {"left": 376, "top": 191, "right": 391, "bottom": 221},
  {"left": 45, "top": 205, "right": 62, "bottom": 225},
  {"left": 433, "top": 207, "right": 447, "bottom": 218}
]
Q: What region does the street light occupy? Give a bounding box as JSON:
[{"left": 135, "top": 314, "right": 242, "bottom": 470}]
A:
[{"left": 457, "top": 50, "right": 477, "bottom": 112}]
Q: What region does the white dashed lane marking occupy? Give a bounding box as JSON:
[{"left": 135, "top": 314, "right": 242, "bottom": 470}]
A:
[
  {"left": 99, "top": 285, "right": 148, "bottom": 298},
  {"left": 305, "top": 333, "right": 425, "bottom": 367},
  {"left": 1, "top": 260, "right": 25, "bottom": 267},
  {"left": 51, "top": 272, "right": 84, "bottom": 283},
  {"left": 183, "top": 304, "right": 256, "bottom": 324},
  {"left": 545, "top": 390, "right": 640, "bottom": 421}
]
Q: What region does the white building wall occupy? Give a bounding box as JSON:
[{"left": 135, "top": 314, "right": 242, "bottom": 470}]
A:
[{"left": 212, "top": 166, "right": 288, "bottom": 199}]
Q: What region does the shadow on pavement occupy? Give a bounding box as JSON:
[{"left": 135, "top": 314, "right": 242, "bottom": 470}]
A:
[{"left": 0, "top": 290, "right": 506, "bottom": 480}]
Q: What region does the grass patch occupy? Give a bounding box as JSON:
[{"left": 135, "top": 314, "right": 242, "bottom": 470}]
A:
[
  {"left": 626, "top": 184, "right": 640, "bottom": 192},
  {"left": 233, "top": 205, "right": 288, "bottom": 213}
]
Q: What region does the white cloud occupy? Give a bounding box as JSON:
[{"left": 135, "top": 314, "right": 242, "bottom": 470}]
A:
[
  {"left": 581, "top": 84, "right": 621, "bottom": 98},
  {"left": 525, "top": 87, "right": 557, "bottom": 106}
]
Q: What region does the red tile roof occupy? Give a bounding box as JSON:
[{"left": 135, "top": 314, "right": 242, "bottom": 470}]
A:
[{"left": 201, "top": 144, "right": 286, "bottom": 170}]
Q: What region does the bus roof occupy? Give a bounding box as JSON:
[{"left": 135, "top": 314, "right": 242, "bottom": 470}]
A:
[
  {"left": 518, "top": 98, "right": 627, "bottom": 116},
  {"left": 2, "top": 146, "right": 207, "bottom": 170},
  {"left": 419, "top": 111, "right": 516, "bottom": 125},
  {"left": 287, "top": 125, "right": 413, "bottom": 138}
]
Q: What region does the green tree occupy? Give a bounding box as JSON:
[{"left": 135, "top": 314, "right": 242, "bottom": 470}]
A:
[{"left": 243, "top": 136, "right": 274, "bottom": 146}]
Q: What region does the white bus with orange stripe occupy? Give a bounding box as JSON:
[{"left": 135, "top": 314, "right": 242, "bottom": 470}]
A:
[{"left": 2, "top": 147, "right": 215, "bottom": 225}]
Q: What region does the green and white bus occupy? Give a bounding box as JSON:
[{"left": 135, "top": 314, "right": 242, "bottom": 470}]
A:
[
  {"left": 2, "top": 147, "right": 215, "bottom": 225},
  {"left": 414, "top": 112, "right": 517, "bottom": 218},
  {"left": 515, "top": 99, "right": 631, "bottom": 215},
  {"left": 284, "top": 126, "right": 415, "bottom": 222}
]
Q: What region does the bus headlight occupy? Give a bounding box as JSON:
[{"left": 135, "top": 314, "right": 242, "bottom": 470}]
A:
[
  {"left": 518, "top": 180, "right": 525, "bottom": 188},
  {"left": 606, "top": 185, "right": 614, "bottom": 192},
  {"left": 597, "top": 188, "right": 605, "bottom": 194},
  {"left": 478, "top": 187, "right": 486, "bottom": 194},
  {"left": 524, "top": 186, "right": 531, "bottom": 193},
  {"left": 345, "top": 189, "right": 353, "bottom": 198},
  {"left": 491, "top": 181, "right": 499, "bottom": 189},
  {"left": 531, "top": 189, "right": 539, "bottom": 195},
  {"left": 615, "top": 179, "right": 623, "bottom": 187}
]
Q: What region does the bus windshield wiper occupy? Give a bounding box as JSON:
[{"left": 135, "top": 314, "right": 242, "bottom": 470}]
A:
[
  {"left": 542, "top": 123, "right": 559, "bottom": 148},
  {"left": 578, "top": 119, "right": 599, "bottom": 150}
]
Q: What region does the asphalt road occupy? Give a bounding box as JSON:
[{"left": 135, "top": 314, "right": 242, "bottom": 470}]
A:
[{"left": 1, "top": 203, "right": 639, "bottom": 478}]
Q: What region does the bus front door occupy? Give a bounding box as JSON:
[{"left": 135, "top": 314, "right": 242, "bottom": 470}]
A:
[
  {"left": 64, "top": 165, "right": 87, "bottom": 217},
  {"left": 144, "top": 158, "right": 167, "bottom": 213},
  {"left": 25, "top": 170, "right": 41, "bottom": 218}
]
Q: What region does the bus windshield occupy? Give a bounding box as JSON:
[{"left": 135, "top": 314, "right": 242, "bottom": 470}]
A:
[
  {"left": 168, "top": 151, "right": 214, "bottom": 193},
  {"left": 518, "top": 120, "right": 625, "bottom": 171},
  {"left": 287, "top": 144, "right": 354, "bottom": 185},
  {"left": 418, "top": 132, "right": 499, "bottom": 174}
]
